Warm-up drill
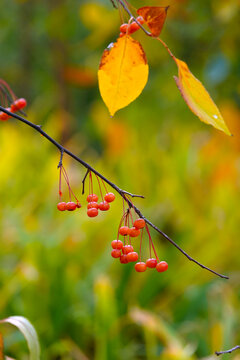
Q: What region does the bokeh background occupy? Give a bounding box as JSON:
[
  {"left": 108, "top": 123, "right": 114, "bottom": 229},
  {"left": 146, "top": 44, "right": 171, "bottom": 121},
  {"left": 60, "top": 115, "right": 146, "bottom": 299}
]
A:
[{"left": 0, "top": 0, "right": 240, "bottom": 359}]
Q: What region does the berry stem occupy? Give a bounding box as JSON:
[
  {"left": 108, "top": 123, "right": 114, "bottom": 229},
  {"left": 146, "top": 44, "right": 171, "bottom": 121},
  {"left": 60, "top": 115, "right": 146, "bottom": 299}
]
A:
[{"left": 0, "top": 104, "right": 229, "bottom": 280}]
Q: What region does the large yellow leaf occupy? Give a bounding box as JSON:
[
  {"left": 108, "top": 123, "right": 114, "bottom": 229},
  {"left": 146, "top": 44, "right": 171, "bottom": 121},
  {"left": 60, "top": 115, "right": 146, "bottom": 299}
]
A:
[
  {"left": 174, "top": 58, "right": 231, "bottom": 135},
  {"left": 98, "top": 35, "right": 149, "bottom": 116}
]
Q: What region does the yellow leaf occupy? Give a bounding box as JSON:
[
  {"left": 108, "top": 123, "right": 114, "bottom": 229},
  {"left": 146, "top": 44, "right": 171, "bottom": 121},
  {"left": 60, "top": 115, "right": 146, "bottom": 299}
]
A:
[
  {"left": 98, "top": 35, "right": 149, "bottom": 116},
  {"left": 174, "top": 58, "right": 231, "bottom": 136}
]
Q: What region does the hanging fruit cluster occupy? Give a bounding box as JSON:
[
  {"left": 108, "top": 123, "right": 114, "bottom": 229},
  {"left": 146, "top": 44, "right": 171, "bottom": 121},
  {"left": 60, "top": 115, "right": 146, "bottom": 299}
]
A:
[{"left": 0, "top": 79, "right": 27, "bottom": 121}]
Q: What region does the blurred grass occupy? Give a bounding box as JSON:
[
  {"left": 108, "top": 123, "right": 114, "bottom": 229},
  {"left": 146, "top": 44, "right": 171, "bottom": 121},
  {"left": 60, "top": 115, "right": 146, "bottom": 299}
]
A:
[{"left": 0, "top": 0, "right": 240, "bottom": 359}]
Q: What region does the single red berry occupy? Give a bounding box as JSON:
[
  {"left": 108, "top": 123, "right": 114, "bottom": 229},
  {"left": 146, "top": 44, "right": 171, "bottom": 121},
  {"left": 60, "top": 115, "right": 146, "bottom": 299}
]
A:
[
  {"left": 119, "top": 32, "right": 125, "bottom": 37},
  {"left": 57, "top": 202, "right": 67, "bottom": 211},
  {"left": 0, "top": 112, "right": 9, "bottom": 121},
  {"left": 126, "top": 251, "right": 139, "bottom": 262},
  {"left": 11, "top": 98, "right": 27, "bottom": 111},
  {"left": 111, "top": 249, "right": 121, "bottom": 258},
  {"left": 111, "top": 240, "right": 123, "bottom": 250},
  {"left": 146, "top": 258, "right": 158, "bottom": 268},
  {"left": 120, "top": 254, "right": 129, "bottom": 264},
  {"left": 136, "top": 16, "right": 145, "bottom": 25},
  {"left": 119, "top": 226, "right": 129, "bottom": 236},
  {"left": 66, "top": 202, "right": 77, "bottom": 211},
  {"left": 129, "top": 22, "right": 140, "bottom": 34},
  {"left": 156, "top": 261, "right": 168, "bottom": 273},
  {"left": 120, "top": 23, "right": 128, "bottom": 33},
  {"left": 135, "top": 262, "right": 147, "bottom": 272},
  {"left": 129, "top": 227, "right": 141, "bottom": 237},
  {"left": 87, "top": 201, "right": 98, "bottom": 209},
  {"left": 76, "top": 202, "right": 82, "bottom": 208},
  {"left": 98, "top": 201, "right": 110, "bottom": 211},
  {"left": 133, "top": 218, "right": 146, "bottom": 229},
  {"left": 122, "top": 245, "right": 134, "bottom": 254},
  {"left": 87, "top": 208, "right": 98, "bottom": 217},
  {"left": 104, "top": 192, "right": 115, "bottom": 203},
  {"left": 87, "top": 194, "right": 98, "bottom": 202}
]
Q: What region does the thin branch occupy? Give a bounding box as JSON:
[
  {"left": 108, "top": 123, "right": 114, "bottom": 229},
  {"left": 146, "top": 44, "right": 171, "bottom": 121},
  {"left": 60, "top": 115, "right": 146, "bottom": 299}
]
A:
[
  {"left": 0, "top": 105, "right": 229, "bottom": 280},
  {"left": 216, "top": 346, "right": 240, "bottom": 356}
]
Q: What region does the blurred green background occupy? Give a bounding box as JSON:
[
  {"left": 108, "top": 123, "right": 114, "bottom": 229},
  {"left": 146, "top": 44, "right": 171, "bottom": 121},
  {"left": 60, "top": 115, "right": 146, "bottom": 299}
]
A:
[{"left": 0, "top": 0, "right": 240, "bottom": 359}]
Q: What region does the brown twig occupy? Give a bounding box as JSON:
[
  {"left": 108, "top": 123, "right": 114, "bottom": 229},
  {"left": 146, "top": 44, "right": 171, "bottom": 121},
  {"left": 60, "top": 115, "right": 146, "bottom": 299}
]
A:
[
  {"left": 215, "top": 346, "right": 240, "bottom": 356},
  {"left": 0, "top": 105, "right": 229, "bottom": 280}
]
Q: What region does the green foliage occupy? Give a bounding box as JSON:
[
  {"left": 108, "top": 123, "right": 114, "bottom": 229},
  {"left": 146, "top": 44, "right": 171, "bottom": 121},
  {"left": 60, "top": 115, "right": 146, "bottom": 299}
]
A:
[{"left": 0, "top": 0, "right": 239, "bottom": 359}]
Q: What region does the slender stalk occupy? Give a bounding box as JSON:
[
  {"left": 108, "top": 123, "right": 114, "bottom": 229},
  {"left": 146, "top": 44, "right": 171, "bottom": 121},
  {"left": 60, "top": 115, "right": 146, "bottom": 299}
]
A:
[{"left": 0, "top": 105, "right": 229, "bottom": 280}]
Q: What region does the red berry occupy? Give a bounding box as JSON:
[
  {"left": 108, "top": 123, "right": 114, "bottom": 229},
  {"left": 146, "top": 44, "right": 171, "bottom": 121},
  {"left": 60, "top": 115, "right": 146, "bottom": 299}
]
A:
[
  {"left": 133, "top": 218, "right": 146, "bottom": 229},
  {"left": 119, "top": 226, "right": 129, "bottom": 236},
  {"left": 120, "top": 254, "right": 129, "bottom": 264},
  {"left": 111, "top": 240, "right": 123, "bottom": 250},
  {"left": 122, "top": 245, "right": 134, "bottom": 254},
  {"left": 120, "top": 23, "right": 128, "bottom": 33},
  {"left": 119, "top": 32, "right": 125, "bottom": 37},
  {"left": 156, "top": 261, "right": 168, "bottom": 273},
  {"left": 104, "top": 192, "right": 115, "bottom": 203},
  {"left": 87, "top": 208, "right": 98, "bottom": 217},
  {"left": 87, "top": 194, "right": 98, "bottom": 202},
  {"left": 129, "top": 227, "right": 140, "bottom": 237},
  {"left": 129, "top": 22, "right": 140, "bottom": 34},
  {"left": 76, "top": 202, "right": 82, "bottom": 208},
  {"left": 135, "top": 262, "right": 147, "bottom": 272},
  {"left": 66, "top": 202, "right": 77, "bottom": 211},
  {"left": 11, "top": 98, "right": 27, "bottom": 111},
  {"left": 0, "top": 109, "right": 10, "bottom": 121},
  {"left": 57, "top": 202, "right": 67, "bottom": 211},
  {"left": 136, "top": 16, "right": 145, "bottom": 25},
  {"left": 98, "top": 201, "right": 110, "bottom": 211},
  {"left": 87, "top": 201, "right": 98, "bottom": 209},
  {"left": 111, "top": 249, "right": 121, "bottom": 258},
  {"left": 146, "top": 258, "right": 158, "bottom": 268},
  {"left": 126, "top": 252, "right": 139, "bottom": 262}
]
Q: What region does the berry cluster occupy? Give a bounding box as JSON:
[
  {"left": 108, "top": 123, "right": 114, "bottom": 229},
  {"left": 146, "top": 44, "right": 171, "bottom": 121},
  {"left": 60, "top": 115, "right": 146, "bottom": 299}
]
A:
[
  {"left": 0, "top": 79, "right": 27, "bottom": 121},
  {"left": 57, "top": 164, "right": 82, "bottom": 212},
  {"left": 119, "top": 16, "right": 145, "bottom": 37},
  {"left": 57, "top": 168, "right": 116, "bottom": 218},
  {"left": 111, "top": 203, "right": 168, "bottom": 273}
]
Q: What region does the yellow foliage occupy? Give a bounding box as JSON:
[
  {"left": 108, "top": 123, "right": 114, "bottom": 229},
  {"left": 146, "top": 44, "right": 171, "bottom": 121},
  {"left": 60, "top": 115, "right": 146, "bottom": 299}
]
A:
[{"left": 98, "top": 35, "right": 149, "bottom": 116}]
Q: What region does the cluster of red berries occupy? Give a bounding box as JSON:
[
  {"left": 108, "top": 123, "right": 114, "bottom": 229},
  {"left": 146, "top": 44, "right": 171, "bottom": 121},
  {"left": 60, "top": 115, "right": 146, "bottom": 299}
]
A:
[
  {"left": 56, "top": 168, "right": 116, "bottom": 218},
  {"left": 111, "top": 208, "right": 168, "bottom": 273},
  {"left": 119, "top": 16, "right": 145, "bottom": 37},
  {"left": 86, "top": 192, "right": 115, "bottom": 217},
  {"left": 0, "top": 98, "right": 27, "bottom": 121}
]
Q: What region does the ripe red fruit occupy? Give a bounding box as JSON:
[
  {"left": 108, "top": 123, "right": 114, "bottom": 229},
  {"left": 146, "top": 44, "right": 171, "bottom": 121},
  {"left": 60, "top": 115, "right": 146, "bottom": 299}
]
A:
[
  {"left": 0, "top": 112, "right": 10, "bottom": 121},
  {"left": 87, "top": 208, "right": 98, "bottom": 217},
  {"left": 11, "top": 98, "right": 27, "bottom": 111},
  {"left": 119, "top": 226, "right": 129, "bottom": 236},
  {"left": 146, "top": 258, "right": 158, "bottom": 268},
  {"left": 129, "top": 227, "right": 141, "bottom": 237},
  {"left": 76, "top": 202, "right": 82, "bottom": 208},
  {"left": 111, "top": 240, "right": 123, "bottom": 250},
  {"left": 156, "top": 261, "right": 168, "bottom": 272},
  {"left": 129, "top": 22, "right": 140, "bottom": 34},
  {"left": 119, "top": 32, "right": 125, "bottom": 37},
  {"left": 120, "top": 254, "right": 129, "bottom": 264},
  {"left": 126, "top": 252, "right": 139, "bottom": 262},
  {"left": 104, "top": 192, "right": 115, "bottom": 203},
  {"left": 87, "top": 201, "right": 98, "bottom": 209},
  {"left": 136, "top": 16, "right": 145, "bottom": 25},
  {"left": 57, "top": 202, "right": 67, "bottom": 211},
  {"left": 133, "top": 218, "right": 146, "bottom": 229},
  {"left": 120, "top": 23, "right": 128, "bottom": 33},
  {"left": 98, "top": 201, "right": 110, "bottom": 211},
  {"left": 111, "top": 249, "right": 121, "bottom": 258},
  {"left": 122, "top": 245, "right": 134, "bottom": 254},
  {"left": 135, "top": 262, "right": 147, "bottom": 272},
  {"left": 66, "top": 202, "right": 77, "bottom": 211},
  {"left": 87, "top": 194, "right": 98, "bottom": 202}
]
